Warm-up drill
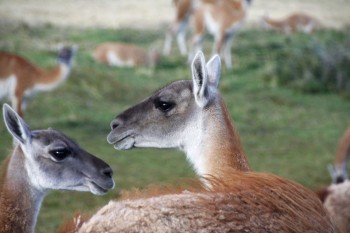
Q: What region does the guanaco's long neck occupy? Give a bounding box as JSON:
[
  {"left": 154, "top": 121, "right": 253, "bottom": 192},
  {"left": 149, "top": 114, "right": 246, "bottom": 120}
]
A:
[
  {"left": 335, "top": 126, "right": 350, "bottom": 166},
  {"left": 0, "top": 147, "right": 45, "bottom": 233},
  {"left": 183, "top": 97, "right": 251, "bottom": 180},
  {"left": 35, "top": 63, "right": 71, "bottom": 91}
]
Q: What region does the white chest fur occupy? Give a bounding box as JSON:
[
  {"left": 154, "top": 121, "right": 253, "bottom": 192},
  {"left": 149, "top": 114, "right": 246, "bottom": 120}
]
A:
[
  {"left": 0, "top": 75, "right": 17, "bottom": 99},
  {"left": 107, "top": 51, "right": 135, "bottom": 67}
]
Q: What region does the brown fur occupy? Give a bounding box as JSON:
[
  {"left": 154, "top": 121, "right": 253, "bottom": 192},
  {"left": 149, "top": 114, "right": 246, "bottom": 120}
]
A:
[
  {"left": 190, "top": 0, "right": 251, "bottom": 69},
  {"left": 193, "top": 0, "right": 247, "bottom": 39},
  {"left": 56, "top": 212, "right": 89, "bottom": 233},
  {"left": 172, "top": 0, "right": 218, "bottom": 23},
  {"left": 0, "top": 155, "right": 10, "bottom": 190},
  {"left": 63, "top": 53, "right": 334, "bottom": 231},
  {"left": 205, "top": 97, "right": 250, "bottom": 176},
  {"left": 173, "top": 0, "right": 241, "bottom": 25},
  {"left": 335, "top": 124, "right": 350, "bottom": 166},
  {"left": 173, "top": 0, "right": 193, "bottom": 22},
  {"left": 164, "top": 0, "right": 245, "bottom": 57},
  {"left": 0, "top": 148, "right": 37, "bottom": 233},
  {"left": 0, "top": 52, "right": 66, "bottom": 116},
  {"left": 59, "top": 172, "right": 335, "bottom": 232},
  {"left": 119, "top": 178, "right": 204, "bottom": 200},
  {"left": 261, "top": 12, "right": 321, "bottom": 34},
  {"left": 315, "top": 186, "right": 331, "bottom": 203},
  {"left": 74, "top": 170, "right": 335, "bottom": 233},
  {"left": 92, "top": 43, "right": 159, "bottom": 67}
]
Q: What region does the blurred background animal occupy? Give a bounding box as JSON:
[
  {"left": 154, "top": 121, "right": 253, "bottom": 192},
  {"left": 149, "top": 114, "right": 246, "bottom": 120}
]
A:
[
  {"left": 189, "top": 0, "right": 253, "bottom": 69},
  {"left": 260, "top": 12, "right": 321, "bottom": 34},
  {"left": 0, "top": 46, "right": 76, "bottom": 116},
  {"left": 163, "top": 0, "right": 195, "bottom": 56},
  {"left": 163, "top": 0, "right": 253, "bottom": 69},
  {"left": 92, "top": 42, "right": 160, "bottom": 68}
]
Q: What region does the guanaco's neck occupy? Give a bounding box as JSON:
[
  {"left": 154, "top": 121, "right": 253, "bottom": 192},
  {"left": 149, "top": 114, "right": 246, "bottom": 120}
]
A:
[
  {"left": 35, "top": 63, "right": 71, "bottom": 91},
  {"left": 335, "top": 127, "right": 350, "bottom": 166},
  {"left": 182, "top": 96, "right": 251, "bottom": 180},
  {"left": 0, "top": 147, "right": 45, "bottom": 233}
]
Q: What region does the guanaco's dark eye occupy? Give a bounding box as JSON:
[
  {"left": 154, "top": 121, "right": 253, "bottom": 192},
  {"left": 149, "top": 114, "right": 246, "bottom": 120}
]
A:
[
  {"left": 154, "top": 99, "right": 175, "bottom": 113},
  {"left": 49, "top": 148, "right": 70, "bottom": 161}
]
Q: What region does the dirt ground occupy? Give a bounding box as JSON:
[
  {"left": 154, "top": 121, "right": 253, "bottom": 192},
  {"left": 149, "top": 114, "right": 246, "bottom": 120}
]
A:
[{"left": 0, "top": 0, "right": 349, "bottom": 29}]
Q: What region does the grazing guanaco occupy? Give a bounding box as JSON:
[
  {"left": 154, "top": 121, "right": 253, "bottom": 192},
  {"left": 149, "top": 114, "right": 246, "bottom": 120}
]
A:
[
  {"left": 260, "top": 12, "right": 321, "bottom": 34},
  {"left": 92, "top": 42, "right": 160, "bottom": 68},
  {"left": 0, "top": 46, "right": 76, "bottom": 116},
  {"left": 189, "top": 0, "right": 253, "bottom": 69},
  {"left": 0, "top": 104, "right": 114, "bottom": 233}
]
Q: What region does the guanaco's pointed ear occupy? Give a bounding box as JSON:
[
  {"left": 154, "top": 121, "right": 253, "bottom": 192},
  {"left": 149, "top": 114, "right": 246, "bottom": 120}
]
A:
[
  {"left": 327, "top": 164, "right": 336, "bottom": 182},
  {"left": 206, "top": 54, "right": 221, "bottom": 88},
  {"left": 3, "top": 104, "right": 32, "bottom": 145},
  {"left": 191, "top": 51, "right": 209, "bottom": 108}
]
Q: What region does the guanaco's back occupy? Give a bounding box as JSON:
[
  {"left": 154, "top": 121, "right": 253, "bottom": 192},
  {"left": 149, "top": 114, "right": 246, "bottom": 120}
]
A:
[{"left": 93, "top": 43, "right": 160, "bottom": 68}]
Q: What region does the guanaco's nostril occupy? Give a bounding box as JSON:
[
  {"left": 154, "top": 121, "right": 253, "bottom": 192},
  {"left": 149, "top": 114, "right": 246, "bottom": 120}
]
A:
[{"left": 102, "top": 167, "right": 113, "bottom": 178}]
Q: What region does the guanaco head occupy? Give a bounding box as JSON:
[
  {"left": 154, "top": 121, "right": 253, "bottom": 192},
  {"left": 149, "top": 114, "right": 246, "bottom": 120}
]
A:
[
  {"left": 2, "top": 104, "right": 115, "bottom": 195},
  {"left": 245, "top": 0, "right": 253, "bottom": 7},
  {"left": 108, "top": 51, "right": 222, "bottom": 151},
  {"left": 57, "top": 45, "right": 77, "bottom": 66}
]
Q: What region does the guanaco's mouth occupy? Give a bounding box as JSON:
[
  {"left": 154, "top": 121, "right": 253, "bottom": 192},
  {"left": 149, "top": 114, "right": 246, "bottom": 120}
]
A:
[
  {"left": 107, "top": 131, "right": 135, "bottom": 150},
  {"left": 88, "top": 181, "right": 109, "bottom": 195}
]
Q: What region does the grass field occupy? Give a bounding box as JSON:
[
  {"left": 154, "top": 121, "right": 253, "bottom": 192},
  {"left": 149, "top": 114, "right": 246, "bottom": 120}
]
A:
[{"left": 0, "top": 22, "right": 350, "bottom": 232}]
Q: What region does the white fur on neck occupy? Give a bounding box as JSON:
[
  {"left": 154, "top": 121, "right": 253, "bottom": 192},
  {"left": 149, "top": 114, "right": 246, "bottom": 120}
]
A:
[
  {"left": 33, "top": 63, "right": 70, "bottom": 92},
  {"left": 180, "top": 112, "right": 209, "bottom": 178},
  {"left": 0, "top": 75, "right": 16, "bottom": 99}
]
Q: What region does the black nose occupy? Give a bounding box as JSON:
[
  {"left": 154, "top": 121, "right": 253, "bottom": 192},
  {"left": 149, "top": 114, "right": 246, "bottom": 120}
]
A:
[{"left": 101, "top": 167, "right": 113, "bottom": 178}]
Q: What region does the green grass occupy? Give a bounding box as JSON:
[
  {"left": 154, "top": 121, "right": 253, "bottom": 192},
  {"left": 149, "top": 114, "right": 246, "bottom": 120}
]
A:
[{"left": 1, "top": 23, "right": 350, "bottom": 232}]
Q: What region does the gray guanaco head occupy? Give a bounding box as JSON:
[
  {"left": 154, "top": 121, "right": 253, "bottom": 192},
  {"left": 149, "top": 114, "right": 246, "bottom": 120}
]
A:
[
  {"left": 107, "top": 52, "right": 250, "bottom": 181},
  {"left": 57, "top": 45, "right": 77, "bottom": 67},
  {"left": 3, "top": 103, "right": 115, "bottom": 195}
]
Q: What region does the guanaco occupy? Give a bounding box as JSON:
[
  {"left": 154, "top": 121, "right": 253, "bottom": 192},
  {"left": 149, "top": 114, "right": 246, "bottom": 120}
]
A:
[
  {"left": 0, "top": 46, "right": 76, "bottom": 116},
  {"left": 0, "top": 104, "right": 114, "bottom": 233},
  {"left": 260, "top": 12, "right": 321, "bottom": 34},
  {"left": 93, "top": 42, "right": 160, "bottom": 68}
]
